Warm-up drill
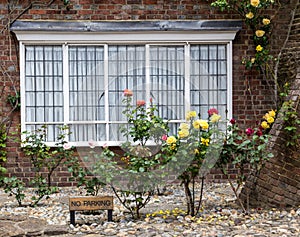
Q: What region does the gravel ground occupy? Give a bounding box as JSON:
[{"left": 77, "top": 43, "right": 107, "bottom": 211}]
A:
[{"left": 0, "top": 182, "right": 299, "bottom": 237}]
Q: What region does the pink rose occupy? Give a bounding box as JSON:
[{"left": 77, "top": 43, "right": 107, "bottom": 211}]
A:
[
  {"left": 124, "top": 89, "right": 133, "bottom": 97},
  {"left": 161, "top": 134, "right": 168, "bottom": 141},
  {"left": 246, "top": 128, "right": 254, "bottom": 136},
  {"left": 88, "top": 139, "right": 96, "bottom": 149},
  {"left": 208, "top": 108, "right": 219, "bottom": 116},
  {"left": 137, "top": 100, "right": 146, "bottom": 107},
  {"left": 63, "top": 143, "right": 72, "bottom": 150}
]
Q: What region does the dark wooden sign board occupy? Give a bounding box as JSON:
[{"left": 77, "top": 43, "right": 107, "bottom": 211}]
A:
[{"left": 69, "top": 196, "right": 113, "bottom": 225}]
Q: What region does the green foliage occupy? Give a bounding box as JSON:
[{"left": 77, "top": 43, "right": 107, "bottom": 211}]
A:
[
  {"left": 2, "top": 176, "right": 25, "bottom": 206},
  {"left": 0, "top": 124, "right": 7, "bottom": 175},
  {"left": 3, "top": 125, "right": 79, "bottom": 207},
  {"left": 216, "top": 115, "right": 274, "bottom": 212},
  {"left": 161, "top": 110, "right": 223, "bottom": 216},
  {"left": 281, "top": 100, "right": 300, "bottom": 147},
  {"left": 7, "top": 91, "right": 20, "bottom": 111},
  {"left": 211, "top": 0, "right": 275, "bottom": 68}
]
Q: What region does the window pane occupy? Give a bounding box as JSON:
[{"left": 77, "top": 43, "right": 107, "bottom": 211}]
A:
[
  {"left": 69, "top": 46, "right": 105, "bottom": 123},
  {"left": 190, "top": 44, "right": 228, "bottom": 120},
  {"left": 25, "top": 46, "right": 63, "bottom": 123},
  {"left": 108, "top": 45, "right": 146, "bottom": 122},
  {"left": 150, "top": 46, "right": 185, "bottom": 121}
]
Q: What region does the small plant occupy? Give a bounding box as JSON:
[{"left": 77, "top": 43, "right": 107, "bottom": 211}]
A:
[
  {"left": 161, "top": 109, "right": 223, "bottom": 216},
  {"left": 2, "top": 125, "right": 78, "bottom": 207},
  {"left": 216, "top": 111, "right": 274, "bottom": 212}
]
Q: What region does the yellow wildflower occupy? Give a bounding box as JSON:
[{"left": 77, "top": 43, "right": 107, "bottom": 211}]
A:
[
  {"left": 255, "top": 30, "right": 265, "bottom": 37},
  {"left": 261, "top": 121, "right": 270, "bottom": 129},
  {"left": 186, "top": 111, "right": 197, "bottom": 120},
  {"left": 262, "top": 18, "right": 270, "bottom": 25},
  {"left": 246, "top": 12, "right": 254, "bottom": 19},
  {"left": 268, "top": 110, "right": 276, "bottom": 117},
  {"left": 194, "top": 148, "right": 199, "bottom": 155},
  {"left": 210, "top": 113, "right": 221, "bottom": 123},
  {"left": 166, "top": 136, "right": 177, "bottom": 145},
  {"left": 256, "top": 45, "right": 263, "bottom": 52},
  {"left": 250, "top": 0, "right": 260, "bottom": 7},
  {"left": 267, "top": 116, "right": 274, "bottom": 124},
  {"left": 178, "top": 129, "right": 189, "bottom": 138},
  {"left": 201, "top": 137, "right": 210, "bottom": 146}
]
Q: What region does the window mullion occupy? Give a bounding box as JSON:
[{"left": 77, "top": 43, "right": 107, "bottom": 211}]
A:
[
  {"left": 63, "top": 44, "right": 69, "bottom": 141},
  {"left": 104, "top": 44, "right": 109, "bottom": 142},
  {"left": 227, "top": 41, "right": 233, "bottom": 120},
  {"left": 20, "top": 42, "right": 26, "bottom": 136},
  {"left": 145, "top": 44, "right": 150, "bottom": 106},
  {"left": 184, "top": 43, "right": 190, "bottom": 113}
]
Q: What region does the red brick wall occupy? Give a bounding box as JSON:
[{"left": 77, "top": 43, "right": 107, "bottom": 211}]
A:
[
  {"left": 0, "top": 0, "right": 294, "bottom": 185},
  {"left": 240, "top": 73, "right": 300, "bottom": 208}
]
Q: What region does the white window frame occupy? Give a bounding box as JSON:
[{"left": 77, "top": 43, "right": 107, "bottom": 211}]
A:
[{"left": 17, "top": 31, "right": 235, "bottom": 146}]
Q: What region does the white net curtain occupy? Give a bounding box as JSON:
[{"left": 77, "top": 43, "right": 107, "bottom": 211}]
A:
[{"left": 24, "top": 44, "right": 227, "bottom": 143}]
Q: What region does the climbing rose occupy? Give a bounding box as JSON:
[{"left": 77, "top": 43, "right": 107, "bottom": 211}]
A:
[
  {"left": 179, "top": 123, "right": 190, "bottom": 130},
  {"left": 256, "top": 129, "right": 263, "bottom": 137},
  {"left": 262, "top": 18, "right": 270, "bottom": 25},
  {"left": 250, "top": 0, "right": 260, "bottom": 7},
  {"left": 251, "top": 58, "right": 256, "bottom": 64},
  {"left": 267, "top": 116, "right": 275, "bottom": 124},
  {"left": 268, "top": 110, "right": 276, "bottom": 117},
  {"left": 255, "top": 30, "right": 265, "bottom": 37},
  {"left": 256, "top": 45, "right": 263, "bottom": 52},
  {"left": 245, "top": 128, "right": 254, "bottom": 136},
  {"left": 246, "top": 12, "right": 254, "bottom": 19},
  {"left": 230, "top": 118, "right": 236, "bottom": 125},
  {"left": 261, "top": 121, "right": 270, "bottom": 129}
]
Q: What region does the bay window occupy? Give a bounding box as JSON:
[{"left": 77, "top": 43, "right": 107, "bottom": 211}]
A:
[{"left": 12, "top": 20, "right": 241, "bottom": 146}]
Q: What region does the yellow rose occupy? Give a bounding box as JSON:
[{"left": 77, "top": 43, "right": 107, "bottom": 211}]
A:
[
  {"left": 268, "top": 110, "right": 276, "bottom": 117},
  {"left": 200, "top": 120, "right": 209, "bottom": 130},
  {"left": 210, "top": 113, "right": 221, "bottom": 123},
  {"left": 186, "top": 111, "right": 197, "bottom": 120},
  {"left": 267, "top": 116, "right": 274, "bottom": 124},
  {"left": 262, "top": 18, "right": 270, "bottom": 25},
  {"left": 201, "top": 137, "right": 210, "bottom": 146},
  {"left": 194, "top": 120, "right": 209, "bottom": 130},
  {"left": 250, "top": 0, "right": 260, "bottom": 7},
  {"left": 246, "top": 12, "right": 254, "bottom": 19},
  {"left": 255, "top": 30, "right": 265, "bottom": 37},
  {"left": 256, "top": 45, "right": 263, "bottom": 52},
  {"left": 251, "top": 58, "right": 256, "bottom": 64},
  {"left": 179, "top": 123, "right": 190, "bottom": 130},
  {"left": 261, "top": 121, "right": 270, "bottom": 129},
  {"left": 178, "top": 129, "right": 189, "bottom": 138},
  {"left": 166, "top": 136, "right": 177, "bottom": 145},
  {"left": 263, "top": 113, "right": 270, "bottom": 120}
]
